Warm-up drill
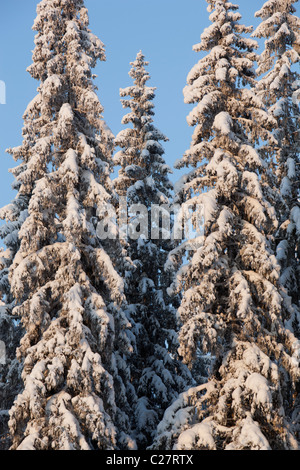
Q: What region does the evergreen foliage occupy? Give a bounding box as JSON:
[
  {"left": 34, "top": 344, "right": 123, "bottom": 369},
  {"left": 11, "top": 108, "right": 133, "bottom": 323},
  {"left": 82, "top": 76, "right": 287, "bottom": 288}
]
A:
[
  {"left": 153, "top": 0, "right": 300, "bottom": 450},
  {"left": 114, "top": 52, "right": 192, "bottom": 448},
  {"left": 3, "top": 0, "right": 135, "bottom": 450},
  {"left": 0, "top": 0, "right": 299, "bottom": 452}
]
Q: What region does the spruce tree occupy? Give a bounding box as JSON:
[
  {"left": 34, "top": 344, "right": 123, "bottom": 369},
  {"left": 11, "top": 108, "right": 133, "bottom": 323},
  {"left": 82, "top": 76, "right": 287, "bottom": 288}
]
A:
[
  {"left": 114, "top": 52, "right": 192, "bottom": 448},
  {"left": 0, "top": 292, "right": 23, "bottom": 450},
  {"left": 5, "top": 0, "right": 135, "bottom": 450},
  {"left": 0, "top": 160, "right": 29, "bottom": 449},
  {"left": 253, "top": 0, "right": 300, "bottom": 327},
  {"left": 152, "top": 0, "right": 300, "bottom": 450}
]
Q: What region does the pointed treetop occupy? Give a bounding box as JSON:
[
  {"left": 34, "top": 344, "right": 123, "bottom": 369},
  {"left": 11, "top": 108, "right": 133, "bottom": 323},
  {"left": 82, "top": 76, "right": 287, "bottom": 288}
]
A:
[
  {"left": 4, "top": 0, "right": 135, "bottom": 451},
  {"left": 128, "top": 50, "right": 151, "bottom": 87}
]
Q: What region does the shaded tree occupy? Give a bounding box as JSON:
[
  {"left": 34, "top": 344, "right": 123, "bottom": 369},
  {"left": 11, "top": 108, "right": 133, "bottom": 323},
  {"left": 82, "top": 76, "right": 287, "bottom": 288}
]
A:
[
  {"left": 114, "top": 52, "right": 192, "bottom": 448},
  {"left": 153, "top": 0, "right": 300, "bottom": 450}
]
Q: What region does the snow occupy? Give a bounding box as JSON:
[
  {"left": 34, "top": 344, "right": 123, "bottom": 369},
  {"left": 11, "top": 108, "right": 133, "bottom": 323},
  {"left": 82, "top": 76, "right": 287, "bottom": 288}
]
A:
[
  {"left": 82, "top": 169, "right": 110, "bottom": 203},
  {"left": 239, "top": 145, "right": 263, "bottom": 168},
  {"left": 2, "top": 0, "right": 299, "bottom": 453},
  {"left": 276, "top": 22, "right": 291, "bottom": 38},
  {"left": 136, "top": 397, "right": 158, "bottom": 430},
  {"left": 276, "top": 239, "right": 289, "bottom": 262},
  {"left": 245, "top": 373, "right": 272, "bottom": 409},
  {"left": 215, "top": 66, "right": 227, "bottom": 81},
  {"left": 139, "top": 277, "right": 155, "bottom": 294},
  {"left": 186, "top": 92, "right": 221, "bottom": 126},
  {"left": 42, "top": 74, "right": 62, "bottom": 98},
  {"left": 291, "top": 206, "right": 300, "bottom": 235},
  {"left": 175, "top": 419, "right": 216, "bottom": 450},
  {"left": 287, "top": 157, "right": 296, "bottom": 179},
  {"left": 23, "top": 94, "right": 41, "bottom": 117},
  {"left": 231, "top": 270, "right": 252, "bottom": 319},
  {"left": 185, "top": 190, "right": 217, "bottom": 227},
  {"left": 67, "top": 283, "right": 84, "bottom": 323},
  {"left": 226, "top": 414, "right": 271, "bottom": 450},
  {"left": 61, "top": 149, "right": 78, "bottom": 177},
  {"left": 242, "top": 171, "right": 264, "bottom": 199},
  {"left": 96, "top": 247, "right": 125, "bottom": 299},
  {"left": 280, "top": 176, "right": 292, "bottom": 197},
  {"left": 63, "top": 195, "right": 86, "bottom": 234},
  {"left": 213, "top": 111, "right": 232, "bottom": 135},
  {"left": 270, "top": 75, "right": 282, "bottom": 90},
  {"left": 270, "top": 98, "right": 286, "bottom": 117},
  {"left": 17, "top": 433, "right": 41, "bottom": 451},
  {"left": 59, "top": 103, "right": 73, "bottom": 122}
]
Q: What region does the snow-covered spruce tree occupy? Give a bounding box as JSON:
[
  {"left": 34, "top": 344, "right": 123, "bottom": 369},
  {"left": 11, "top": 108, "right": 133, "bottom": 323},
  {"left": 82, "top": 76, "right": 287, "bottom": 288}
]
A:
[
  {"left": 0, "top": 290, "right": 22, "bottom": 451},
  {"left": 6, "top": 0, "right": 136, "bottom": 450},
  {"left": 114, "top": 51, "right": 192, "bottom": 448},
  {"left": 0, "top": 298, "right": 23, "bottom": 450},
  {"left": 253, "top": 0, "right": 300, "bottom": 328},
  {"left": 0, "top": 164, "right": 29, "bottom": 449},
  {"left": 0, "top": 250, "right": 24, "bottom": 450},
  {"left": 152, "top": 0, "right": 300, "bottom": 451}
]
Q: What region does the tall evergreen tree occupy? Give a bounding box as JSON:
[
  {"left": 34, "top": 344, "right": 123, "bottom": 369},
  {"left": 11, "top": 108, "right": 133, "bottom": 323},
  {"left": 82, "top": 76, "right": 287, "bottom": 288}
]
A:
[
  {"left": 0, "top": 289, "right": 23, "bottom": 450},
  {"left": 5, "top": 0, "right": 135, "bottom": 450},
  {"left": 0, "top": 153, "right": 29, "bottom": 449},
  {"left": 152, "top": 0, "right": 300, "bottom": 450},
  {"left": 114, "top": 52, "right": 192, "bottom": 448},
  {"left": 253, "top": 0, "right": 300, "bottom": 328},
  {"left": 0, "top": 266, "right": 23, "bottom": 450}
]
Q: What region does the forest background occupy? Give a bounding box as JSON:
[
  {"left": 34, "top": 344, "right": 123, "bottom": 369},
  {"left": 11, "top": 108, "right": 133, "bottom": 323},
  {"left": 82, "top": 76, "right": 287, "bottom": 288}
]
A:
[{"left": 1, "top": 0, "right": 292, "bottom": 211}]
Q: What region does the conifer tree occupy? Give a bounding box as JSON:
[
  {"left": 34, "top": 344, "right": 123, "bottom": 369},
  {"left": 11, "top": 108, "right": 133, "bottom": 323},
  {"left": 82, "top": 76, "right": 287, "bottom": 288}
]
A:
[
  {"left": 114, "top": 52, "right": 192, "bottom": 448},
  {"left": 0, "top": 294, "right": 23, "bottom": 450},
  {"left": 0, "top": 302, "right": 23, "bottom": 449},
  {"left": 0, "top": 160, "right": 29, "bottom": 449},
  {"left": 253, "top": 0, "right": 300, "bottom": 326},
  {"left": 5, "top": 0, "right": 135, "bottom": 450},
  {"left": 152, "top": 0, "right": 300, "bottom": 450}
]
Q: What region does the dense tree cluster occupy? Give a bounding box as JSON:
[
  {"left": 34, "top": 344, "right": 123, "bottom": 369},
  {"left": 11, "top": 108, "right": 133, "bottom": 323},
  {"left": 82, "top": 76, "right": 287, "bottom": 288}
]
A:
[{"left": 0, "top": 0, "right": 299, "bottom": 451}]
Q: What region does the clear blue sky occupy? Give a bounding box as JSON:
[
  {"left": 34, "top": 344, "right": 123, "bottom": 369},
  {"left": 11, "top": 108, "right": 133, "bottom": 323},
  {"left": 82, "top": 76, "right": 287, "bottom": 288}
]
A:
[{"left": 0, "top": 0, "right": 275, "bottom": 210}]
